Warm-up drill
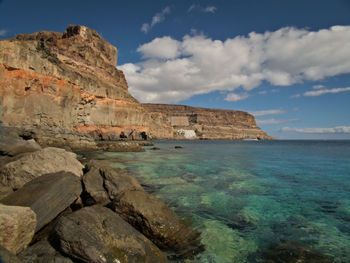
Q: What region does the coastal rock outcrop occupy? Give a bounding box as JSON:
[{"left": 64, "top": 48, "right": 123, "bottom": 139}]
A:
[
  {"left": 111, "top": 189, "right": 203, "bottom": 258},
  {"left": 0, "top": 25, "right": 173, "bottom": 146},
  {"left": 0, "top": 147, "right": 84, "bottom": 189},
  {"left": 1, "top": 172, "right": 82, "bottom": 231},
  {"left": 143, "top": 104, "right": 274, "bottom": 140},
  {"left": 50, "top": 205, "right": 168, "bottom": 263},
  {"left": 0, "top": 204, "right": 37, "bottom": 254}
]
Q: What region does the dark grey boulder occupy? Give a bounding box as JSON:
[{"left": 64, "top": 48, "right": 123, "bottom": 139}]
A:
[
  {"left": 1, "top": 172, "right": 82, "bottom": 232},
  {"left": 82, "top": 160, "right": 142, "bottom": 205},
  {"left": 19, "top": 239, "right": 73, "bottom": 263},
  {"left": 0, "top": 245, "right": 22, "bottom": 263},
  {"left": 111, "top": 189, "right": 203, "bottom": 258},
  {"left": 50, "top": 206, "right": 168, "bottom": 263}
]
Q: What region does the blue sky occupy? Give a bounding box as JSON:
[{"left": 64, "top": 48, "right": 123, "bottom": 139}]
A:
[{"left": 0, "top": 0, "right": 349, "bottom": 139}]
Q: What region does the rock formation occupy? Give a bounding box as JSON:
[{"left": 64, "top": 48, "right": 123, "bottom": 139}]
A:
[
  {"left": 143, "top": 104, "right": 274, "bottom": 140},
  {"left": 0, "top": 25, "right": 272, "bottom": 146},
  {"left": 0, "top": 25, "right": 172, "bottom": 147}
]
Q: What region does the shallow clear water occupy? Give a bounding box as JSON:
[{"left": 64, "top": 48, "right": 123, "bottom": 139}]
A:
[{"left": 91, "top": 140, "right": 350, "bottom": 262}]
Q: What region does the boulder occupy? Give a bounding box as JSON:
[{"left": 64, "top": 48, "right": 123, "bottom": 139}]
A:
[
  {"left": 1, "top": 172, "right": 82, "bottom": 231},
  {"left": 0, "top": 246, "right": 22, "bottom": 263},
  {"left": 111, "top": 190, "right": 203, "bottom": 258},
  {"left": 82, "top": 160, "right": 142, "bottom": 205},
  {"left": 0, "top": 204, "right": 37, "bottom": 254},
  {"left": 19, "top": 239, "right": 73, "bottom": 263},
  {"left": 0, "top": 147, "right": 84, "bottom": 190},
  {"left": 0, "top": 185, "right": 13, "bottom": 201},
  {"left": 50, "top": 206, "right": 168, "bottom": 263},
  {"left": 0, "top": 133, "right": 41, "bottom": 157}
]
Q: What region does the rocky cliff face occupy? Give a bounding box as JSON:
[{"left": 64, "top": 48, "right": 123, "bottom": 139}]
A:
[
  {"left": 0, "top": 25, "right": 172, "bottom": 145},
  {"left": 0, "top": 25, "right": 272, "bottom": 146},
  {"left": 143, "top": 104, "right": 274, "bottom": 140}
]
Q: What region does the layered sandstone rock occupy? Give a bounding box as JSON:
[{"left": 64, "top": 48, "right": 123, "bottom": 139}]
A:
[
  {"left": 0, "top": 25, "right": 172, "bottom": 145},
  {"left": 143, "top": 104, "right": 274, "bottom": 140}
]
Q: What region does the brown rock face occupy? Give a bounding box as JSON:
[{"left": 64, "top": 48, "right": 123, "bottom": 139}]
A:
[
  {"left": 143, "top": 104, "right": 275, "bottom": 140},
  {"left": 0, "top": 25, "right": 172, "bottom": 143},
  {"left": 0, "top": 25, "right": 271, "bottom": 142}
]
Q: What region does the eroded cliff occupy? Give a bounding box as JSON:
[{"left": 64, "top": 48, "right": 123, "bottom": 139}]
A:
[
  {"left": 0, "top": 25, "right": 172, "bottom": 146},
  {"left": 143, "top": 104, "right": 274, "bottom": 140}
]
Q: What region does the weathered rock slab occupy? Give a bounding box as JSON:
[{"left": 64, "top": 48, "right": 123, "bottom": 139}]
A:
[
  {"left": 19, "top": 239, "right": 73, "bottom": 263},
  {"left": 0, "top": 204, "right": 37, "bottom": 254},
  {"left": 0, "top": 147, "right": 84, "bottom": 189},
  {"left": 82, "top": 160, "right": 142, "bottom": 205},
  {"left": 111, "top": 189, "right": 203, "bottom": 257},
  {"left": 0, "top": 132, "right": 41, "bottom": 157},
  {"left": 1, "top": 172, "right": 82, "bottom": 232},
  {"left": 50, "top": 206, "right": 168, "bottom": 263}
]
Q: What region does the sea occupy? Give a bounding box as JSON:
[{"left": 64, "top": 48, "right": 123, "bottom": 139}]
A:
[{"left": 89, "top": 140, "right": 350, "bottom": 263}]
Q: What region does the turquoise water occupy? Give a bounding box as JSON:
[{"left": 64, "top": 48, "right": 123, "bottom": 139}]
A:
[{"left": 91, "top": 140, "right": 350, "bottom": 262}]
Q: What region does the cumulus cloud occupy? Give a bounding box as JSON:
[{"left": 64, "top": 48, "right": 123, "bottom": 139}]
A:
[
  {"left": 303, "top": 87, "right": 350, "bottom": 96},
  {"left": 312, "top": 85, "right": 325, "bottom": 89},
  {"left": 141, "top": 7, "right": 171, "bottom": 33},
  {"left": 120, "top": 25, "right": 350, "bottom": 103},
  {"left": 281, "top": 126, "right": 350, "bottom": 134},
  {"left": 256, "top": 118, "right": 299, "bottom": 125},
  {"left": 224, "top": 92, "right": 249, "bottom": 101},
  {"left": 0, "top": 29, "right": 7, "bottom": 36},
  {"left": 188, "top": 4, "right": 217, "bottom": 13},
  {"left": 250, "top": 109, "right": 286, "bottom": 116}
]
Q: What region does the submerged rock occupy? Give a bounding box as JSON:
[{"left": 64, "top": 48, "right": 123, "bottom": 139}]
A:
[
  {"left": 0, "top": 204, "right": 37, "bottom": 254},
  {"left": 19, "top": 239, "right": 73, "bottom": 263},
  {"left": 0, "top": 147, "right": 84, "bottom": 190},
  {"left": 260, "top": 241, "right": 333, "bottom": 263},
  {"left": 1, "top": 172, "right": 82, "bottom": 232},
  {"left": 50, "top": 205, "right": 168, "bottom": 263},
  {"left": 111, "top": 189, "right": 203, "bottom": 258}
]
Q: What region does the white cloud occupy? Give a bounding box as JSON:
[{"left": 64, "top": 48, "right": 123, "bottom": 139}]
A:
[
  {"left": 290, "top": 94, "right": 301, "bottom": 99},
  {"left": 204, "top": 6, "right": 217, "bottom": 13},
  {"left": 281, "top": 126, "right": 350, "bottom": 134},
  {"left": 256, "top": 118, "right": 299, "bottom": 125},
  {"left": 258, "top": 90, "right": 267, "bottom": 94},
  {"left": 303, "top": 87, "right": 350, "bottom": 96},
  {"left": 224, "top": 92, "right": 249, "bottom": 101},
  {"left": 312, "top": 85, "right": 325, "bottom": 89},
  {"left": 250, "top": 109, "right": 286, "bottom": 116},
  {"left": 0, "top": 29, "right": 7, "bottom": 36},
  {"left": 137, "top": 37, "right": 181, "bottom": 59},
  {"left": 188, "top": 4, "right": 217, "bottom": 13},
  {"left": 121, "top": 25, "right": 350, "bottom": 103},
  {"left": 141, "top": 7, "right": 171, "bottom": 34}
]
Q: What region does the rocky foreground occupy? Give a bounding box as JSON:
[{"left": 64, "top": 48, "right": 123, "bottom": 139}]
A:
[
  {"left": 0, "top": 25, "right": 273, "bottom": 147},
  {"left": 0, "top": 130, "right": 203, "bottom": 262}
]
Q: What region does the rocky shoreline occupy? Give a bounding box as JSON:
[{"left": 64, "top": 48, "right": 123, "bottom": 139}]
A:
[{"left": 0, "top": 128, "right": 203, "bottom": 263}]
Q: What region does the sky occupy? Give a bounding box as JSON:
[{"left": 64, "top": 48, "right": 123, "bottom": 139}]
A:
[{"left": 0, "top": 0, "right": 349, "bottom": 139}]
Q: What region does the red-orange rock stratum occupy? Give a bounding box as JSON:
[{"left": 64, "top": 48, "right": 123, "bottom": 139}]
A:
[{"left": 0, "top": 25, "right": 273, "bottom": 147}]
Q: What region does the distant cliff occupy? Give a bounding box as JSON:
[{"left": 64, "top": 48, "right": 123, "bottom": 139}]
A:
[
  {"left": 143, "top": 104, "right": 274, "bottom": 140},
  {"left": 0, "top": 25, "right": 273, "bottom": 146}
]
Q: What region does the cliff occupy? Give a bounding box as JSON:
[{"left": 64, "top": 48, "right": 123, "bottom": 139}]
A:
[
  {"left": 0, "top": 25, "right": 272, "bottom": 147},
  {"left": 143, "top": 104, "right": 274, "bottom": 140},
  {"left": 0, "top": 25, "right": 172, "bottom": 147}
]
